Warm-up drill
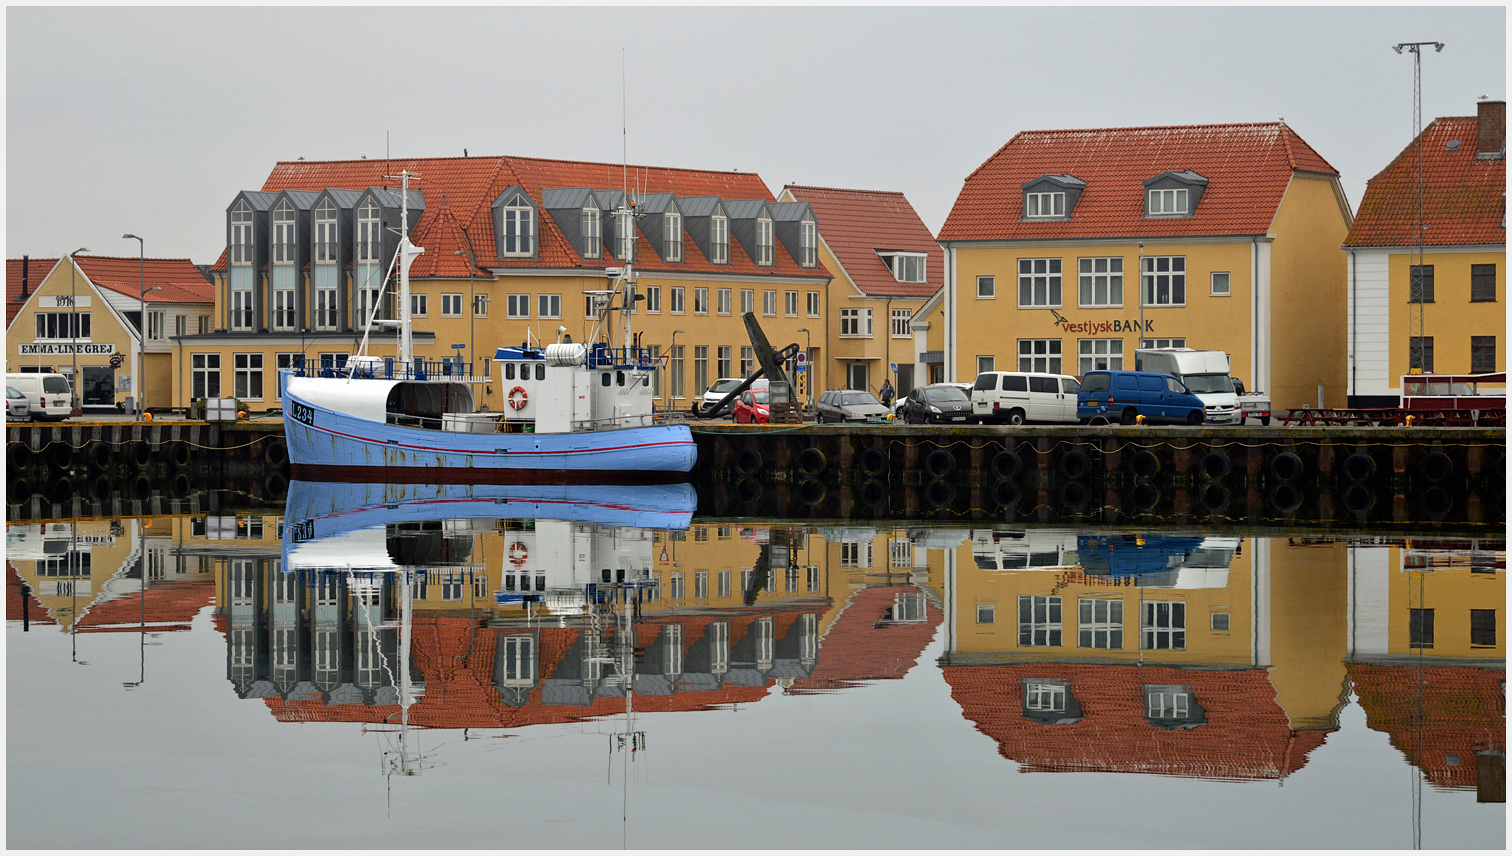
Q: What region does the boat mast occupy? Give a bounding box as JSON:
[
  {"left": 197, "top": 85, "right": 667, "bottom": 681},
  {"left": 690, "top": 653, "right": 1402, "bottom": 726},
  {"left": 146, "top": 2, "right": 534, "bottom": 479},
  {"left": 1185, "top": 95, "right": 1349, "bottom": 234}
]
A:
[{"left": 396, "top": 170, "right": 423, "bottom": 368}]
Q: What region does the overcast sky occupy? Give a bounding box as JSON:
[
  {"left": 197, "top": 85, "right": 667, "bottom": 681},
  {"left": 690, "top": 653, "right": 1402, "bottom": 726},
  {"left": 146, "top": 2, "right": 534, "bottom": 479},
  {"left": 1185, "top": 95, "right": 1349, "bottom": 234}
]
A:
[{"left": 6, "top": 5, "right": 1505, "bottom": 265}]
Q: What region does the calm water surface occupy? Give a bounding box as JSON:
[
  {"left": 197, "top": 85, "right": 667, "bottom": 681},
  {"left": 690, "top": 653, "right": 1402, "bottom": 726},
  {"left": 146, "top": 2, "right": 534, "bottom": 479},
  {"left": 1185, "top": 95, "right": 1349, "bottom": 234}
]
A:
[{"left": 7, "top": 482, "right": 1504, "bottom": 849}]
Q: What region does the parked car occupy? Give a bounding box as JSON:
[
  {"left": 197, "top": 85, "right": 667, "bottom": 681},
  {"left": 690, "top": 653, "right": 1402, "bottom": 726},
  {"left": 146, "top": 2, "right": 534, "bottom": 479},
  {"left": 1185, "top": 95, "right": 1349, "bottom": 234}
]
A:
[
  {"left": 6, "top": 386, "right": 31, "bottom": 421},
  {"left": 899, "top": 383, "right": 976, "bottom": 424},
  {"left": 895, "top": 382, "right": 970, "bottom": 418},
  {"left": 733, "top": 387, "right": 771, "bottom": 424},
  {"left": 1077, "top": 370, "right": 1207, "bottom": 425},
  {"left": 971, "top": 371, "right": 1081, "bottom": 424},
  {"left": 699, "top": 377, "right": 745, "bottom": 418},
  {"left": 815, "top": 389, "right": 891, "bottom": 423},
  {"left": 4, "top": 373, "right": 72, "bottom": 421}
]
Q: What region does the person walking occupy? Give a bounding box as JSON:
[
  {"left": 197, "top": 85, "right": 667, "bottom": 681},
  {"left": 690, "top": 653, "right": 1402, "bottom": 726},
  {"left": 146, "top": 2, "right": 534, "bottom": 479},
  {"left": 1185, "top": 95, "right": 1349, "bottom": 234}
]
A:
[{"left": 878, "top": 378, "right": 894, "bottom": 408}]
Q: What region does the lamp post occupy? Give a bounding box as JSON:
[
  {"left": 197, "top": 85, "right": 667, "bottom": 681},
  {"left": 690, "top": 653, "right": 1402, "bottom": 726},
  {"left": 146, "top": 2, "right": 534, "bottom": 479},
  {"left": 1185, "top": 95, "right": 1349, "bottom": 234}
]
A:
[
  {"left": 123, "top": 234, "right": 147, "bottom": 418},
  {"left": 68, "top": 247, "right": 89, "bottom": 416},
  {"left": 1394, "top": 41, "right": 1444, "bottom": 377},
  {"left": 668, "top": 329, "right": 685, "bottom": 413},
  {"left": 453, "top": 247, "right": 477, "bottom": 376}
]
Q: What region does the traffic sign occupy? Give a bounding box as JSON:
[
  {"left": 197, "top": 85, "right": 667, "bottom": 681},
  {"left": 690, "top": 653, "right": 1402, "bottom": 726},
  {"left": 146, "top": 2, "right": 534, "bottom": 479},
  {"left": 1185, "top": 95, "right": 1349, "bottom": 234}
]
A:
[
  {"left": 796, "top": 352, "right": 806, "bottom": 364},
  {"left": 890, "top": 363, "right": 897, "bottom": 372}
]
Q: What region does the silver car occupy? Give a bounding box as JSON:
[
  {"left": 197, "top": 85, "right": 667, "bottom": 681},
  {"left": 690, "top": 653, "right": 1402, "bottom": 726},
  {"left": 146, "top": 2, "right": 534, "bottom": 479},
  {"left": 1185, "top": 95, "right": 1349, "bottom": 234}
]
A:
[
  {"left": 6, "top": 386, "right": 30, "bottom": 421},
  {"left": 815, "top": 389, "right": 891, "bottom": 423}
]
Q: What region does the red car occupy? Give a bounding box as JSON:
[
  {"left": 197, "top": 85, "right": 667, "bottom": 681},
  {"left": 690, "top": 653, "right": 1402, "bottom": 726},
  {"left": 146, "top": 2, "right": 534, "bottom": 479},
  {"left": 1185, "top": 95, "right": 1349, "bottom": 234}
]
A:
[{"left": 733, "top": 388, "right": 771, "bottom": 424}]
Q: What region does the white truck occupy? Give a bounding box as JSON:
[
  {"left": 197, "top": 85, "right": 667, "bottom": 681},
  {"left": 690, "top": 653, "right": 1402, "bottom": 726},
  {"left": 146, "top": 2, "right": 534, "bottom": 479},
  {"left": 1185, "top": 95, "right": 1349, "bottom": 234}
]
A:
[{"left": 1133, "top": 348, "right": 1250, "bottom": 425}]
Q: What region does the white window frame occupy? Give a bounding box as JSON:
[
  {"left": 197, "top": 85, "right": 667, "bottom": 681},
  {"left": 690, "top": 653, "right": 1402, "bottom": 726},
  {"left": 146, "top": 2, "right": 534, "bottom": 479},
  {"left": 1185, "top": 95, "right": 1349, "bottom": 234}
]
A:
[
  {"left": 314, "top": 198, "right": 337, "bottom": 263},
  {"left": 1211, "top": 271, "right": 1231, "bottom": 296},
  {"left": 740, "top": 346, "right": 754, "bottom": 377},
  {"left": 231, "top": 288, "right": 255, "bottom": 332},
  {"left": 807, "top": 291, "right": 821, "bottom": 317},
  {"left": 741, "top": 289, "right": 754, "bottom": 315},
  {"left": 233, "top": 352, "right": 264, "bottom": 401},
  {"left": 1147, "top": 187, "right": 1189, "bottom": 216},
  {"left": 718, "top": 288, "right": 732, "bottom": 316},
  {"left": 785, "top": 290, "right": 799, "bottom": 317},
  {"left": 892, "top": 307, "right": 911, "bottom": 338},
  {"left": 1018, "top": 258, "right": 1062, "bottom": 308},
  {"left": 272, "top": 287, "right": 296, "bottom": 331},
  {"left": 717, "top": 346, "right": 731, "bottom": 378},
  {"left": 1142, "top": 600, "right": 1186, "bottom": 650},
  {"left": 694, "top": 287, "right": 709, "bottom": 315},
  {"left": 756, "top": 216, "right": 774, "bottom": 266},
  {"left": 1025, "top": 191, "right": 1066, "bottom": 218},
  {"left": 1078, "top": 338, "right": 1124, "bottom": 374},
  {"left": 887, "top": 253, "right": 927, "bottom": 283},
  {"left": 977, "top": 355, "right": 994, "bottom": 375},
  {"left": 315, "top": 287, "right": 338, "bottom": 330},
  {"left": 537, "top": 294, "right": 561, "bottom": 319},
  {"left": 763, "top": 289, "right": 777, "bottom": 316},
  {"left": 839, "top": 307, "right": 873, "bottom": 338},
  {"left": 230, "top": 200, "right": 253, "bottom": 265},
  {"left": 411, "top": 293, "right": 428, "bottom": 318},
  {"left": 1077, "top": 257, "right": 1124, "bottom": 308},
  {"left": 1141, "top": 337, "right": 1187, "bottom": 350},
  {"left": 147, "top": 310, "right": 165, "bottom": 341},
  {"left": 500, "top": 193, "right": 535, "bottom": 257},
  {"left": 271, "top": 200, "right": 296, "bottom": 265},
  {"left": 1141, "top": 256, "right": 1186, "bottom": 307},
  {"left": 1078, "top": 597, "right": 1124, "bottom": 649},
  {"left": 644, "top": 285, "right": 661, "bottom": 314},
  {"left": 1018, "top": 595, "right": 1062, "bottom": 647},
  {"left": 664, "top": 212, "right": 683, "bottom": 262},
  {"left": 506, "top": 294, "right": 529, "bottom": 319},
  {"left": 581, "top": 201, "right": 601, "bottom": 259},
  {"left": 668, "top": 286, "right": 684, "bottom": 314},
  {"left": 356, "top": 200, "right": 381, "bottom": 263},
  {"left": 800, "top": 219, "right": 817, "bottom": 267},
  {"left": 1018, "top": 338, "right": 1062, "bottom": 374},
  {"left": 191, "top": 353, "right": 221, "bottom": 399},
  {"left": 710, "top": 214, "right": 729, "bottom": 264},
  {"left": 443, "top": 293, "right": 466, "bottom": 318},
  {"left": 977, "top": 275, "right": 995, "bottom": 298}
]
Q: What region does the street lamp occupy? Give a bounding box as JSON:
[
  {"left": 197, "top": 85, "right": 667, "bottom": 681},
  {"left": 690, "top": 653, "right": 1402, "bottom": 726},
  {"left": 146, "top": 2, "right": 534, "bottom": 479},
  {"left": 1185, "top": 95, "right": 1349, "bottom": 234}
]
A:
[
  {"left": 68, "top": 247, "right": 89, "bottom": 416},
  {"left": 453, "top": 247, "right": 477, "bottom": 375},
  {"left": 668, "top": 329, "right": 685, "bottom": 412},
  {"left": 122, "top": 234, "right": 152, "bottom": 419}
]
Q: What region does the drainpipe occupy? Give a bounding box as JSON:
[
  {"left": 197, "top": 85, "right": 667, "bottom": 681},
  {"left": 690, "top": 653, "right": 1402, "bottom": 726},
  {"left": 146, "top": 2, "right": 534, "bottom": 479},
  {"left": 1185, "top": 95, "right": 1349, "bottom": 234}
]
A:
[
  {"left": 1251, "top": 237, "right": 1260, "bottom": 394},
  {"left": 1348, "top": 248, "right": 1356, "bottom": 404},
  {"left": 945, "top": 245, "right": 955, "bottom": 383}
]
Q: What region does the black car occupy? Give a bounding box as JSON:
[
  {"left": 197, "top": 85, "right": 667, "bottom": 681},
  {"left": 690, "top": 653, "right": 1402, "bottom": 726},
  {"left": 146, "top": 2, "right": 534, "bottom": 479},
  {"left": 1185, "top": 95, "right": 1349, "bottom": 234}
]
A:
[{"left": 899, "top": 383, "right": 976, "bottom": 424}]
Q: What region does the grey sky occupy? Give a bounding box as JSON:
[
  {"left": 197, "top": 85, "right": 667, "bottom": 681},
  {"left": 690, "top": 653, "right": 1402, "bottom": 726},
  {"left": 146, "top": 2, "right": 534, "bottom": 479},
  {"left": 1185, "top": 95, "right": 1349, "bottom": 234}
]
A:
[{"left": 6, "top": 6, "right": 1506, "bottom": 264}]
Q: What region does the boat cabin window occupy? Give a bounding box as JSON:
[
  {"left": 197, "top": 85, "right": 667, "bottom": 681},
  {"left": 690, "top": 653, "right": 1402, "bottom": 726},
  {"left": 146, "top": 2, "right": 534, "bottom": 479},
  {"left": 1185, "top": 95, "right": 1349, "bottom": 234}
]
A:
[
  {"left": 601, "top": 372, "right": 612, "bottom": 387},
  {"left": 505, "top": 364, "right": 515, "bottom": 380},
  {"left": 617, "top": 371, "right": 626, "bottom": 386},
  {"left": 535, "top": 363, "right": 545, "bottom": 380}
]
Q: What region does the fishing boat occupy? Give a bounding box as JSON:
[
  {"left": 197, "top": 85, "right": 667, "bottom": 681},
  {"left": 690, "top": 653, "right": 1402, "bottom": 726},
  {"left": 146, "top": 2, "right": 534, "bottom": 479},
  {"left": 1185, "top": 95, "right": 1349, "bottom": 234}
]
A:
[{"left": 281, "top": 171, "right": 696, "bottom": 483}]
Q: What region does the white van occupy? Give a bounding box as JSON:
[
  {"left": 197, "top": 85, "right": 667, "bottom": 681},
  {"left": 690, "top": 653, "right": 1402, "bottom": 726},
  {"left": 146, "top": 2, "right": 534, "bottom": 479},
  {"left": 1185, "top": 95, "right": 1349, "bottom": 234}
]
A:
[
  {"left": 971, "top": 371, "right": 1081, "bottom": 424},
  {"left": 4, "top": 373, "right": 73, "bottom": 421}
]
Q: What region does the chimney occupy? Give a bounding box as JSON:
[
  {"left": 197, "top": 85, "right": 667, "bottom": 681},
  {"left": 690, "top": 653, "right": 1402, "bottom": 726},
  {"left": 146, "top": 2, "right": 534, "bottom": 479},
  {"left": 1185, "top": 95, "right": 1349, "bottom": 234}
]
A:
[
  {"left": 20, "top": 255, "right": 28, "bottom": 299},
  {"left": 1476, "top": 99, "right": 1505, "bottom": 157}
]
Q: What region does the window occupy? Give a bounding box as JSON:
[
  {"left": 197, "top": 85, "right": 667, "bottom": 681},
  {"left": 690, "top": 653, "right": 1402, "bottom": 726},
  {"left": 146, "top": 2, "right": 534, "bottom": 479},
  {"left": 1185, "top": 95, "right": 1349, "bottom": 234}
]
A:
[
  {"left": 231, "top": 287, "right": 255, "bottom": 331},
  {"left": 1211, "top": 271, "right": 1230, "bottom": 296},
  {"left": 741, "top": 289, "right": 754, "bottom": 315},
  {"left": 1409, "top": 607, "right": 1434, "bottom": 648},
  {"left": 314, "top": 198, "right": 337, "bottom": 263},
  {"left": 148, "top": 311, "right": 164, "bottom": 341},
  {"left": 717, "top": 569, "right": 732, "bottom": 599},
  {"left": 664, "top": 212, "right": 683, "bottom": 262},
  {"left": 1144, "top": 685, "right": 1203, "bottom": 728},
  {"left": 1210, "top": 612, "right": 1231, "bottom": 631},
  {"left": 1018, "top": 595, "right": 1062, "bottom": 646},
  {"left": 756, "top": 216, "right": 774, "bottom": 265},
  {"left": 785, "top": 290, "right": 799, "bottom": 317},
  {"left": 1409, "top": 264, "right": 1434, "bottom": 302},
  {"left": 34, "top": 312, "right": 89, "bottom": 340},
  {"left": 840, "top": 307, "right": 872, "bottom": 337},
  {"left": 740, "top": 346, "right": 754, "bottom": 377},
  {"left": 230, "top": 200, "right": 253, "bottom": 265},
  {"left": 717, "top": 346, "right": 732, "bottom": 379},
  {"left": 1018, "top": 258, "right": 1062, "bottom": 307},
  {"left": 1471, "top": 609, "right": 1497, "bottom": 646},
  {"left": 892, "top": 307, "right": 911, "bottom": 338},
  {"left": 581, "top": 200, "right": 601, "bottom": 259},
  {"left": 800, "top": 219, "right": 817, "bottom": 267},
  {"left": 315, "top": 287, "right": 337, "bottom": 330},
  {"left": 807, "top": 291, "right": 821, "bottom": 317},
  {"left": 175, "top": 315, "right": 187, "bottom": 337},
  {"left": 1471, "top": 336, "right": 1496, "bottom": 373},
  {"left": 1079, "top": 338, "right": 1124, "bottom": 373},
  {"left": 272, "top": 287, "right": 296, "bottom": 330},
  {"left": 271, "top": 200, "right": 295, "bottom": 265},
  {"left": 1078, "top": 257, "right": 1123, "bottom": 307},
  {"left": 411, "top": 294, "right": 428, "bottom": 317},
  {"left": 644, "top": 286, "right": 661, "bottom": 313},
  {"left": 1147, "top": 187, "right": 1189, "bottom": 215},
  {"left": 1409, "top": 336, "right": 1434, "bottom": 373},
  {"left": 694, "top": 346, "right": 708, "bottom": 396},
  {"left": 275, "top": 353, "right": 302, "bottom": 396},
  {"left": 1142, "top": 337, "right": 1186, "bottom": 349},
  {"left": 977, "top": 355, "right": 995, "bottom": 375},
  {"left": 1471, "top": 264, "right": 1496, "bottom": 302},
  {"left": 670, "top": 345, "right": 685, "bottom": 398},
  {"left": 670, "top": 286, "right": 685, "bottom": 314},
  {"left": 1141, "top": 256, "right": 1186, "bottom": 306},
  {"left": 1142, "top": 601, "right": 1185, "bottom": 650},
  {"left": 693, "top": 570, "right": 708, "bottom": 600},
  {"left": 840, "top": 542, "right": 872, "bottom": 568},
  {"left": 442, "top": 294, "right": 465, "bottom": 318},
  {"left": 356, "top": 200, "right": 381, "bottom": 263},
  {"left": 977, "top": 275, "right": 995, "bottom": 298},
  {"left": 233, "top": 353, "right": 263, "bottom": 400},
  {"left": 500, "top": 192, "right": 535, "bottom": 256},
  {"left": 1079, "top": 598, "right": 1123, "bottom": 649},
  {"left": 1025, "top": 191, "right": 1065, "bottom": 218},
  {"left": 694, "top": 287, "right": 708, "bottom": 315},
  {"left": 1018, "top": 339, "right": 1062, "bottom": 373},
  {"left": 763, "top": 289, "right": 777, "bottom": 316},
  {"left": 977, "top": 604, "right": 995, "bottom": 624},
  {"left": 886, "top": 253, "right": 926, "bottom": 283},
  {"left": 191, "top": 354, "right": 220, "bottom": 399},
  {"left": 718, "top": 288, "right": 732, "bottom": 315},
  {"left": 710, "top": 214, "right": 729, "bottom": 264}
]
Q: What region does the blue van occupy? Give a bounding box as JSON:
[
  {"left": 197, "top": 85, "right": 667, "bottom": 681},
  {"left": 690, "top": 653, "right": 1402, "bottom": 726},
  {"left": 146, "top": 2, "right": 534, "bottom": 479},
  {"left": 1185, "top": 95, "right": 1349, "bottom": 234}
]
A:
[{"left": 1077, "top": 370, "right": 1207, "bottom": 425}]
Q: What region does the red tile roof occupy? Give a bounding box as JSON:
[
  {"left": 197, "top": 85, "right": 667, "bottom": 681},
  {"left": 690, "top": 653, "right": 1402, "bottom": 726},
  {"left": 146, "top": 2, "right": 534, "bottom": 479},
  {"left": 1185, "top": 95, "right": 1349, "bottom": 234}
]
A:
[
  {"left": 5, "top": 256, "right": 58, "bottom": 328},
  {"left": 7, "top": 562, "right": 56, "bottom": 627},
  {"left": 789, "top": 585, "right": 942, "bottom": 693},
  {"left": 1347, "top": 662, "right": 1506, "bottom": 791},
  {"left": 75, "top": 256, "right": 215, "bottom": 305},
  {"left": 217, "top": 155, "right": 830, "bottom": 281},
  {"left": 939, "top": 122, "right": 1339, "bottom": 242},
  {"left": 943, "top": 662, "right": 1331, "bottom": 780},
  {"left": 782, "top": 186, "right": 943, "bottom": 299},
  {"left": 1344, "top": 116, "right": 1507, "bottom": 248},
  {"left": 74, "top": 580, "right": 214, "bottom": 633}
]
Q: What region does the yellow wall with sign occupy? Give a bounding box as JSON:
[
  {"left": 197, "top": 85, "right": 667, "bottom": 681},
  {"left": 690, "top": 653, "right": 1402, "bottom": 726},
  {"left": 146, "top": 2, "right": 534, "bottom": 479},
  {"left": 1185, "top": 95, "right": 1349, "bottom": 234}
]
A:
[
  {"left": 1386, "top": 250, "right": 1506, "bottom": 378},
  {"left": 7, "top": 259, "right": 134, "bottom": 408}
]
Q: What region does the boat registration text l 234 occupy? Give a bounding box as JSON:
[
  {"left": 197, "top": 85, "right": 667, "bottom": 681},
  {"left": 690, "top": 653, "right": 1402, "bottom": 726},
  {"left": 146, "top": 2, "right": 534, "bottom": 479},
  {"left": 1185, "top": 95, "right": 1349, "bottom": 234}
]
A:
[{"left": 289, "top": 401, "right": 315, "bottom": 427}]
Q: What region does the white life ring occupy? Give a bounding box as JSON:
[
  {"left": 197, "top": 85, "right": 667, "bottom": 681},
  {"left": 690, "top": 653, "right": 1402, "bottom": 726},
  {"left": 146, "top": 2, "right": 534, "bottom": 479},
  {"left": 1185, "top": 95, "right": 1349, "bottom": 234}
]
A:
[{"left": 508, "top": 541, "right": 528, "bottom": 566}]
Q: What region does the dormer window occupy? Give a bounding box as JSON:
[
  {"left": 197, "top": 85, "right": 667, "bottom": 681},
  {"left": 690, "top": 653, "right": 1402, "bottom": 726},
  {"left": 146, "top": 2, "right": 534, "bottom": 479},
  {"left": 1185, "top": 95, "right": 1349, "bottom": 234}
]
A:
[
  {"left": 1143, "top": 170, "right": 1207, "bottom": 217},
  {"left": 314, "top": 198, "right": 337, "bottom": 263},
  {"left": 1148, "top": 188, "right": 1188, "bottom": 215},
  {"left": 582, "top": 199, "right": 601, "bottom": 259},
  {"left": 1025, "top": 192, "right": 1065, "bottom": 218},
  {"left": 498, "top": 191, "right": 535, "bottom": 257},
  {"left": 756, "top": 215, "right": 774, "bottom": 266},
  {"left": 356, "top": 200, "right": 381, "bottom": 263},
  {"left": 800, "top": 219, "right": 817, "bottom": 267},
  {"left": 664, "top": 212, "right": 683, "bottom": 262},
  {"left": 880, "top": 251, "right": 926, "bottom": 283},
  {"left": 230, "top": 200, "right": 253, "bottom": 265},
  {"left": 271, "top": 200, "right": 295, "bottom": 264},
  {"left": 710, "top": 214, "right": 729, "bottom": 264}
]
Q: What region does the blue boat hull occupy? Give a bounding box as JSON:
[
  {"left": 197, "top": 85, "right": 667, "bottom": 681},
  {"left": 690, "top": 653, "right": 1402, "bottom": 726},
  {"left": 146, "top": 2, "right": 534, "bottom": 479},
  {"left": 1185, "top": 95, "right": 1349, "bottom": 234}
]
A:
[{"left": 283, "top": 387, "right": 697, "bottom": 481}]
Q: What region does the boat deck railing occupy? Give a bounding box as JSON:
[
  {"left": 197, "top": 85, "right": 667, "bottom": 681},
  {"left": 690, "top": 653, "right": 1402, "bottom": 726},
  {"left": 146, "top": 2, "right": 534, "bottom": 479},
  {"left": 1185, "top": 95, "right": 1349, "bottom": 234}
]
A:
[{"left": 291, "top": 358, "right": 484, "bottom": 383}]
